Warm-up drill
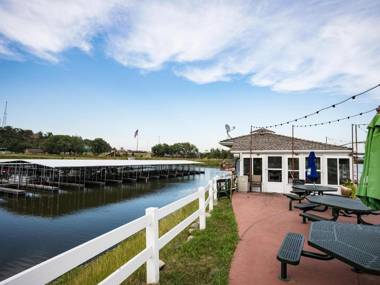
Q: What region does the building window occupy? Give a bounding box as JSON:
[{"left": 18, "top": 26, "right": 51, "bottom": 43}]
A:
[
  {"left": 288, "top": 157, "right": 299, "bottom": 183},
  {"left": 253, "top": 158, "right": 262, "bottom": 176},
  {"left": 268, "top": 156, "right": 282, "bottom": 182},
  {"left": 243, "top": 158, "right": 251, "bottom": 176},
  {"left": 339, "top": 159, "right": 350, "bottom": 184},
  {"left": 327, "top": 158, "right": 350, "bottom": 185},
  {"left": 305, "top": 157, "right": 321, "bottom": 184},
  {"left": 328, "top": 158, "right": 338, "bottom": 185}
]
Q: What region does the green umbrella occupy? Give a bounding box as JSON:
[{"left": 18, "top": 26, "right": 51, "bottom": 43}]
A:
[{"left": 357, "top": 106, "right": 380, "bottom": 210}]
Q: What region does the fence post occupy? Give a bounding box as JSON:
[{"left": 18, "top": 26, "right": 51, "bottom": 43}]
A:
[
  {"left": 198, "top": 187, "right": 206, "bottom": 230},
  {"left": 208, "top": 180, "right": 213, "bottom": 212},
  {"left": 146, "top": 207, "right": 159, "bottom": 284},
  {"left": 213, "top": 176, "right": 218, "bottom": 205}
]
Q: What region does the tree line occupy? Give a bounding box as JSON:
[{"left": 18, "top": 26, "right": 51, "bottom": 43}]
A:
[
  {"left": 151, "top": 143, "right": 199, "bottom": 158},
  {"left": 0, "top": 126, "right": 112, "bottom": 154},
  {"left": 151, "top": 143, "right": 232, "bottom": 159},
  {"left": 201, "top": 148, "right": 233, "bottom": 159}
]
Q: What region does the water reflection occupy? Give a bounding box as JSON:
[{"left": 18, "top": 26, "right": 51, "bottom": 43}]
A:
[
  {"left": 2, "top": 178, "right": 194, "bottom": 217},
  {"left": 0, "top": 168, "right": 221, "bottom": 281}
]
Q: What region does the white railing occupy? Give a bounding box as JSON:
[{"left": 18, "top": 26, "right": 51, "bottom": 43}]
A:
[{"left": 1, "top": 175, "right": 228, "bottom": 285}]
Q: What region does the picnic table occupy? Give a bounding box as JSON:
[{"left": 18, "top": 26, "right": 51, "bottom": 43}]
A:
[
  {"left": 292, "top": 184, "right": 337, "bottom": 196},
  {"left": 307, "top": 195, "right": 374, "bottom": 224},
  {"left": 309, "top": 221, "right": 380, "bottom": 274},
  {"left": 277, "top": 221, "right": 380, "bottom": 280}
]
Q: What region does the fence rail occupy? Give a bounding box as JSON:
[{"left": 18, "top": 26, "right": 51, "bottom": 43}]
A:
[{"left": 1, "top": 174, "right": 227, "bottom": 285}]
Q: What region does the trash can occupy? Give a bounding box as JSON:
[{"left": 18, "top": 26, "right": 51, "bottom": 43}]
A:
[{"left": 238, "top": 176, "right": 249, "bottom": 192}]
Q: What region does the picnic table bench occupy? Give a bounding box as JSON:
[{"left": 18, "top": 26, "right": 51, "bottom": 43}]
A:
[{"left": 277, "top": 221, "right": 380, "bottom": 280}]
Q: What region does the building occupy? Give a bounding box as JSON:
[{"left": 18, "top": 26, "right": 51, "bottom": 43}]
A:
[{"left": 220, "top": 128, "right": 352, "bottom": 193}]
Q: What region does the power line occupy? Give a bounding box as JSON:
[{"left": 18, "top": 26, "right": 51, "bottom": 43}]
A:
[
  {"left": 252, "top": 83, "right": 380, "bottom": 129},
  {"left": 294, "top": 108, "right": 376, "bottom": 128}
]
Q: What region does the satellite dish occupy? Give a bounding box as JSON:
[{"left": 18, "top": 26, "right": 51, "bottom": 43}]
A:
[
  {"left": 225, "top": 124, "right": 236, "bottom": 138},
  {"left": 225, "top": 124, "right": 231, "bottom": 132}
]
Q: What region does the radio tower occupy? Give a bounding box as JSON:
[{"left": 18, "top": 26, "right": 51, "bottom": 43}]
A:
[{"left": 2, "top": 101, "right": 7, "bottom": 127}]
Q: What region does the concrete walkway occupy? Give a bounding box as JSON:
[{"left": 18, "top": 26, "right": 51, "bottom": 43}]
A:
[{"left": 229, "top": 192, "right": 380, "bottom": 285}]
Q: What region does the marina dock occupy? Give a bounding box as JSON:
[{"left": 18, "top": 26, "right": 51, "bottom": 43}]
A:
[
  {"left": 0, "top": 186, "right": 26, "bottom": 196},
  {"left": 0, "top": 159, "right": 204, "bottom": 194}
]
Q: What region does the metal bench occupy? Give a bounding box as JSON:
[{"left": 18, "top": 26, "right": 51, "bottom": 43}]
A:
[
  {"left": 277, "top": 233, "right": 304, "bottom": 280},
  {"left": 277, "top": 227, "right": 338, "bottom": 281},
  {"left": 300, "top": 212, "right": 331, "bottom": 223},
  {"left": 294, "top": 203, "right": 319, "bottom": 211},
  {"left": 284, "top": 193, "right": 304, "bottom": 211}
]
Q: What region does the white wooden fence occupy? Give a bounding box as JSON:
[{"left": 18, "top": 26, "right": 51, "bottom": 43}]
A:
[{"left": 0, "top": 175, "right": 227, "bottom": 285}]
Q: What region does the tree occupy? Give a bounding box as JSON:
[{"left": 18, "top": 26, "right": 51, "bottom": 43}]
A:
[
  {"left": 151, "top": 142, "right": 199, "bottom": 158},
  {"left": 0, "top": 126, "right": 113, "bottom": 155},
  {"left": 152, "top": 143, "right": 170, "bottom": 157},
  {"left": 91, "top": 138, "right": 112, "bottom": 154},
  {"left": 42, "top": 135, "right": 85, "bottom": 154},
  {"left": 202, "top": 148, "right": 233, "bottom": 159}
]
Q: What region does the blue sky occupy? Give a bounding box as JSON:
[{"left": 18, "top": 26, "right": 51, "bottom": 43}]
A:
[{"left": 0, "top": 0, "right": 379, "bottom": 151}]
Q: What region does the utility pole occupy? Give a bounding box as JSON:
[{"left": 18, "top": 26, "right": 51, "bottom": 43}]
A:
[
  {"left": 291, "top": 125, "right": 295, "bottom": 179},
  {"left": 1, "top": 101, "right": 7, "bottom": 127},
  {"left": 351, "top": 124, "right": 354, "bottom": 182},
  {"left": 249, "top": 125, "right": 253, "bottom": 191},
  {"left": 355, "top": 124, "right": 359, "bottom": 184}
]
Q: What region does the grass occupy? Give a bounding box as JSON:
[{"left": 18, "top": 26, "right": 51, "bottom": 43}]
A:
[{"left": 52, "top": 198, "right": 238, "bottom": 285}]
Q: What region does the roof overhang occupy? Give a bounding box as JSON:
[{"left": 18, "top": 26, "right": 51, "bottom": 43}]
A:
[
  {"left": 231, "top": 149, "right": 352, "bottom": 154},
  {"left": 0, "top": 159, "right": 201, "bottom": 169},
  {"left": 219, "top": 140, "right": 233, "bottom": 147}
]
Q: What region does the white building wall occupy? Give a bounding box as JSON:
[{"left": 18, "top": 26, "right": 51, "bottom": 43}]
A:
[{"left": 235, "top": 151, "right": 352, "bottom": 194}]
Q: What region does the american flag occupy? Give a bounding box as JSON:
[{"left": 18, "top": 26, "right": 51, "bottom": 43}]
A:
[{"left": 134, "top": 129, "right": 139, "bottom": 138}]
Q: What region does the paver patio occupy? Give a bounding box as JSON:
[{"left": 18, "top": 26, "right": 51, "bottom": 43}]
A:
[{"left": 229, "top": 192, "right": 380, "bottom": 285}]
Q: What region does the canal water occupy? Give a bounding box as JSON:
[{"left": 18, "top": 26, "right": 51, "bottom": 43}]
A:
[{"left": 0, "top": 167, "right": 221, "bottom": 281}]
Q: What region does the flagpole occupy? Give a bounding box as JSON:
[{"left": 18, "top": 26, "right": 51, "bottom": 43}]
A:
[{"left": 136, "top": 135, "right": 139, "bottom": 152}]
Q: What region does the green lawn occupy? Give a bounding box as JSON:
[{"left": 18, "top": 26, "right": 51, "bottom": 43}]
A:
[
  {"left": 52, "top": 198, "right": 238, "bottom": 285},
  {"left": 157, "top": 198, "right": 238, "bottom": 285}
]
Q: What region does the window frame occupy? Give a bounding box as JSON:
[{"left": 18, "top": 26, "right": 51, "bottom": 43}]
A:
[
  {"left": 268, "top": 156, "right": 283, "bottom": 183},
  {"left": 243, "top": 158, "right": 251, "bottom": 176},
  {"left": 327, "top": 157, "right": 351, "bottom": 185},
  {"left": 288, "top": 157, "right": 300, "bottom": 184}
]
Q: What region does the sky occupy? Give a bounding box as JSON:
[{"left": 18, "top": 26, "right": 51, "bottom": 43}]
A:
[{"left": 0, "top": 0, "right": 379, "bottom": 151}]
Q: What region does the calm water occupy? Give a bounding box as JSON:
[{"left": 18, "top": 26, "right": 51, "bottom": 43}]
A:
[{"left": 0, "top": 168, "right": 221, "bottom": 281}]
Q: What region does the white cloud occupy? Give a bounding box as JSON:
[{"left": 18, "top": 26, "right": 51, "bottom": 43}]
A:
[
  {"left": 106, "top": 1, "right": 252, "bottom": 70},
  {"left": 0, "top": 38, "right": 18, "bottom": 58},
  {"left": 0, "top": 0, "right": 379, "bottom": 94},
  {"left": 0, "top": 0, "right": 124, "bottom": 61},
  {"left": 175, "top": 1, "right": 380, "bottom": 93}
]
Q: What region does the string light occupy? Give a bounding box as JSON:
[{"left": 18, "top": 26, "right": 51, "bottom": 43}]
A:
[
  {"left": 251, "top": 83, "right": 380, "bottom": 129},
  {"left": 293, "top": 108, "right": 376, "bottom": 128}
]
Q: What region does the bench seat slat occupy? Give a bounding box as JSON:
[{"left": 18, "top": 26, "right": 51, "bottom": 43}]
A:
[
  {"left": 277, "top": 233, "right": 304, "bottom": 265},
  {"left": 300, "top": 212, "right": 330, "bottom": 222},
  {"left": 294, "top": 203, "right": 319, "bottom": 211}
]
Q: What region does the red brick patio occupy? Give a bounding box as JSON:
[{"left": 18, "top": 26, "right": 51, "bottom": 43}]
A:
[{"left": 229, "top": 192, "right": 380, "bottom": 285}]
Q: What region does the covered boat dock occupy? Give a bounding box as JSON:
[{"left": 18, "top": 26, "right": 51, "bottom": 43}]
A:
[{"left": 0, "top": 159, "right": 204, "bottom": 194}]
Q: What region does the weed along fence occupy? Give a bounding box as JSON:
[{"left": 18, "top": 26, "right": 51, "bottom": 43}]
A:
[{"left": 0, "top": 174, "right": 228, "bottom": 285}]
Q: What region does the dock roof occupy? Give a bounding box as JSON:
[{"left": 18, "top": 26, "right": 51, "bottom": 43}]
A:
[{"left": 0, "top": 159, "right": 200, "bottom": 168}]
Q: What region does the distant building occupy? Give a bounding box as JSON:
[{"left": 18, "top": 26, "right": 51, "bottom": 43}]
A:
[
  {"left": 24, "top": 148, "right": 44, "bottom": 154},
  {"left": 220, "top": 128, "right": 352, "bottom": 193}
]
